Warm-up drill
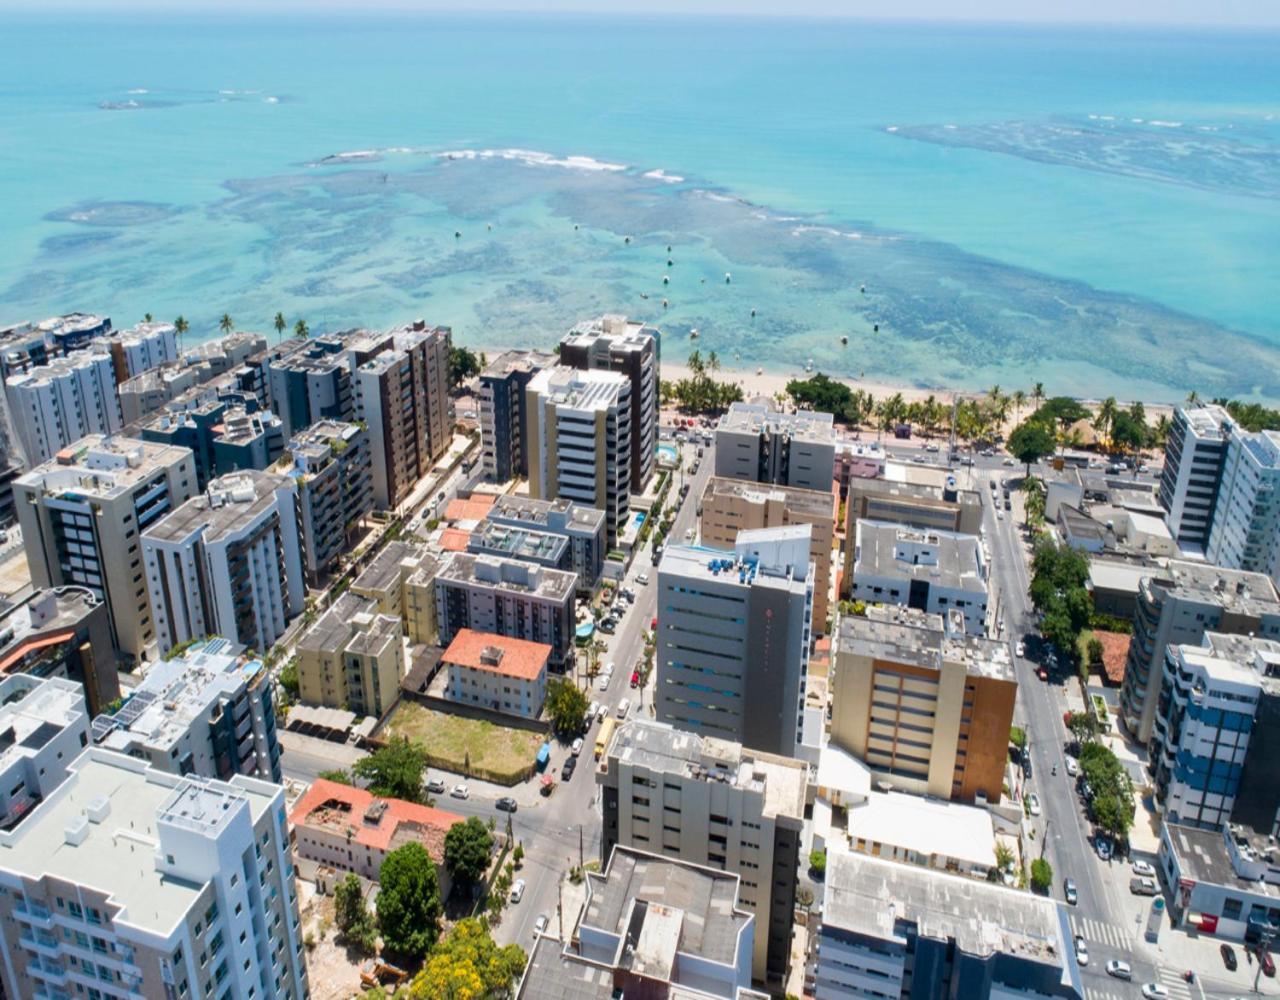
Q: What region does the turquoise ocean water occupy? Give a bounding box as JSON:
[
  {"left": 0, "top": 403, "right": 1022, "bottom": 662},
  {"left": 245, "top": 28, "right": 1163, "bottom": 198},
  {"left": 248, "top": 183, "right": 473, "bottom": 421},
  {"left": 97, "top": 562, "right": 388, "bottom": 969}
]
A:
[{"left": 2, "top": 13, "right": 1279, "bottom": 400}]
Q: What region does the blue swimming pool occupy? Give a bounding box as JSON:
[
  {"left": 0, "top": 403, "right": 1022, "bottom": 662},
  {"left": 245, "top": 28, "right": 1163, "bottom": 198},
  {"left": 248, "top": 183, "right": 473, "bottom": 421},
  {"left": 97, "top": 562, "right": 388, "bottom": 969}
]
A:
[{"left": 656, "top": 443, "right": 679, "bottom": 465}]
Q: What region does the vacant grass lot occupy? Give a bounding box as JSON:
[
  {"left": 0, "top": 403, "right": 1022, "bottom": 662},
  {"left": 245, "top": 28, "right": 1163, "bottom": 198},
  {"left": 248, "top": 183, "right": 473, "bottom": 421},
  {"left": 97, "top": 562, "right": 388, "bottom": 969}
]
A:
[{"left": 385, "top": 701, "right": 545, "bottom": 785}]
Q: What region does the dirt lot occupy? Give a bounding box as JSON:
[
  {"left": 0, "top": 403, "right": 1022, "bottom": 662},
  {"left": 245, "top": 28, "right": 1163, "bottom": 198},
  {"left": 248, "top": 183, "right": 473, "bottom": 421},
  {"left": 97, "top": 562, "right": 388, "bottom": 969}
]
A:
[
  {"left": 298, "top": 881, "right": 365, "bottom": 1000},
  {"left": 384, "top": 701, "right": 544, "bottom": 783}
]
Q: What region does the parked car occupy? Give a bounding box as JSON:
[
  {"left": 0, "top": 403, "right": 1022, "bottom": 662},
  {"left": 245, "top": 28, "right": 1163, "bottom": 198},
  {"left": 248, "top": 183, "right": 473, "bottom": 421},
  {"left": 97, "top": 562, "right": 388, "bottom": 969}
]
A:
[
  {"left": 1221, "top": 943, "right": 1238, "bottom": 971},
  {"left": 630, "top": 670, "right": 640, "bottom": 688},
  {"left": 510, "top": 878, "right": 526, "bottom": 903},
  {"left": 1074, "top": 936, "right": 1089, "bottom": 967},
  {"left": 1063, "top": 878, "right": 1078, "bottom": 905},
  {"left": 1096, "top": 836, "right": 1113, "bottom": 861},
  {"left": 599, "top": 620, "right": 616, "bottom": 634},
  {"left": 496, "top": 796, "right": 518, "bottom": 813},
  {"left": 1027, "top": 794, "right": 1041, "bottom": 817},
  {"left": 616, "top": 698, "right": 631, "bottom": 719},
  {"left": 1105, "top": 959, "right": 1132, "bottom": 980},
  {"left": 1129, "top": 877, "right": 1158, "bottom": 896},
  {"left": 597, "top": 673, "right": 611, "bottom": 691},
  {"left": 1065, "top": 757, "right": 1079, "bottom": 777},
  {"left": 1259, "top": 948, "right": 1276, "bottom": 978},
  {"left": 533, "top": 915, "right": 549, "bottom": 937},
  {"left": 1015, "top": 641, "right": 1025, "bottom": 658},
  {"left": 1131, "top": 859, "right": 1155, "bottom": 878},
  {"left": 561, "top": 757, "right": 577, "bottom": 781},
  {"left": 571, "top": 738, "right": 584, "bottom": 756},
  {"left": 650, "top": 616, "right": 658, "bottom": 630},
  {"left": 587, "top": 700, "right": 600, "bottom": 721},
  {"left": 426, "top": 777, "right": 447, "bottom": 794},
  {"left": 1140, "top": 985, "right": 1169, "bottom": 1000},
  {"left": 451, "top": 783, "right": 469, "bottom": 799},
  {"left": 1022, "top": 755, "right": 1032, "bottom": 780},
  {"left": 596, "top": 704, "right": 609, "bottom": 722},
  {"left": 636, "top": 573, "right": 649, "bottom": 585}
]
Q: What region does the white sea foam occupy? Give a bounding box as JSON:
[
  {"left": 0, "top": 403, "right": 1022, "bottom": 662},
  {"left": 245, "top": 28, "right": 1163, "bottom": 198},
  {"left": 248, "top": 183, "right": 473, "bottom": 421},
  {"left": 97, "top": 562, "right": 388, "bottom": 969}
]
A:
[
  {"left": 885, "top": 125, "right": 899, "bottom": 132},
  {"left": 944, "top": 123, "right": 957, "bottom": 130},
  {"left": 1130, "top": 118, "right": 1144, "bottom": 123},
  {"left": 1100, "top": 115, "right": 1115, "bottom": 121},
  {"left": 264, "top": 96, "right": 279, "bottom": 104},
  {"left": 1148, "top": 120, "right": 1182, "bottom": 128},
  {"left": 435, "top": 148, "right": 627, "bottom": 172},
  {"left": 643, "top": 169, "right": 684, "bottom": 183},
  {"left": 127, "top": 88, "right": 149, "bottom": 95}
]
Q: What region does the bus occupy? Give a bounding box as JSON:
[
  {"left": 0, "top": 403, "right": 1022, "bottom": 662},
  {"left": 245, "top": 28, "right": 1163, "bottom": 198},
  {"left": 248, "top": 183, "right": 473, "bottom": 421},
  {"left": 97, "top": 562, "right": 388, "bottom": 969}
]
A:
[{"left": 595, "top": 716, "right": 618, "bottom": 761}]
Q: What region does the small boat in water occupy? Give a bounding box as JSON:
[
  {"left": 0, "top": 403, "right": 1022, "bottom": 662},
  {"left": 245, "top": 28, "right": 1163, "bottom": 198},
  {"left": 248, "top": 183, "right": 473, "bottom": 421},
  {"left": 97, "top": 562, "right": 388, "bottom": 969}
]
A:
[
  {"left": 751, "top": 308, "right": 756, "bottom": 317},
  {"left": 840, "top": 335, "right": 848, "bottom": 345},
  {"left": 725, "top": 272, "right": 732, "bottom": 284},
  {"left": 663, "top": 275, "right": 670, "bottom": 285},
  {"left": 690, "top": 328, "right": 699, "bottom": 339}
]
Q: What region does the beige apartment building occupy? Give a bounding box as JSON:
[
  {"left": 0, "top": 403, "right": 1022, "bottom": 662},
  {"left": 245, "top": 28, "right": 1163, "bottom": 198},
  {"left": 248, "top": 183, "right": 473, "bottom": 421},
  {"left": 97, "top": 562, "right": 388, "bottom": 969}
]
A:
[
  {"left": 831, "top": 605, "right": 1016, "bottom": 804},
  {"left": 295, "top": 591, "right": 405, "bottom": 717},
  {"left": 700, "top": 475, "right": 837, "bottom": 627}
]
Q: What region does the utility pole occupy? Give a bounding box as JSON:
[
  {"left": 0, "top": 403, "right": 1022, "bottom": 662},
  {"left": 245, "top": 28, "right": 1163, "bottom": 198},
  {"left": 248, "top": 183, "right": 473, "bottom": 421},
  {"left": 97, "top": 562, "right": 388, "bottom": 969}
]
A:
[
  {"left": 557, "top": 875, "right": 564, "bottom": 941},
  {"left": 579, "top": 826, "right": 585, "bottom": 871}
]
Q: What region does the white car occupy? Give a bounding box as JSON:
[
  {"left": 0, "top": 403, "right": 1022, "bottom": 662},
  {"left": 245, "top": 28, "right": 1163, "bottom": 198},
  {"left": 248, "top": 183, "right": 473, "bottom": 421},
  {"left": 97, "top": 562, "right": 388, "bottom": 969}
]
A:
[
  {"left": 571, "top": 738, "right": 584, "bottom": 757},
  {"left": 1074, "top": 935, "right": 1088, "bottom": 967},
  {"left": 596, "top": 704, "right": 609, "bottom": 722},
  {"left": 450, "top": 783, "right": 469, "bottom": 799},
  {"left": 1141, "top": 985, "right": 1169, "bottom": 1000},
  {"left": 510, "top": 878, "right": 526, "bottom": 903},
  {"left": 1132, "top": 859, "right": 1156, "bottom": 878},
  {"left": 1065, "top": 757, "right": 1079, "bottom": 777},
  {"left": 597, "top": 673, "right": 611, "bottom": 691},
  {"left": 605, "top": 661, "right": 615, "bottom": 676},
  {"left": 1105, "top": 959, "right": 1132, "bottom": 980},
  {"left": 636, "top": 573, "right": 649, "bottom": 585},
  {"left": 1015, "top": 641, "right": 1025, "bottom": 658},
  {"left": 616, "top": 698, "right": 631, "bottom": 719},
  {"left": 1003, "top": 457, "right": 1016, "bottom": 466},
  {"left": 587, "top": 700, "right": 600, "bottom": 720},
  {"left": 533, "top": 914, "right": 549, "bottom": 937},
  {"left": 1027, "top": 794, "right": 1042, "bottom": 817}
]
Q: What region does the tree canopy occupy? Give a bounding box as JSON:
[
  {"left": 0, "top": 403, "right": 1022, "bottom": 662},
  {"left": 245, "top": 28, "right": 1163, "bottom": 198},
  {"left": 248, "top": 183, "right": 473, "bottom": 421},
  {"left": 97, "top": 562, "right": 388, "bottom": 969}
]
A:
[
  {"left": 405, "top": 918, "right": 527, "bottom": 1000},
  {"left": 376, "top": 842, "right": 443, "bottom": 962},
  {"left": 444, "top": 816, "right": 494, "bottom": 888},
  {"left": 353, "top": 738, "right": 428, "bottom": 803},
  {"left": 334, "top": 872, "right": 377, "bottom": 954},
  {"left": 1030, "top": 538, "right": 1092, "bottom": 660},
  {"left": 1212, "top": 398, "right": 1280, "bottom": 433},
  {"left": 545, "top": 678, "right": 590, "bottom": 738},
  {"left": 1007, "top": 418, "right": 1057, "bottom": 472},
  {"left": 1079, "top": 742, "right": 1134, "bottom": 840},
  {"left": 449, "top": 346, "right": 482, "bottom": 388},
  {"left": 1030, "top": 857, "right": 1053, "bottom": 893},
  {"left": 662, "top": 350, "right": 743, "bottom": 413}
]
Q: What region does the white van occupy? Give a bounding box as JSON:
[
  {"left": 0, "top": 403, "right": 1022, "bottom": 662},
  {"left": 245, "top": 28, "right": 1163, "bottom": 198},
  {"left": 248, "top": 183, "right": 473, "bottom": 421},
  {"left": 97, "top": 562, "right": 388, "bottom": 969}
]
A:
[{"left": 616, "top": 699, "right": 631, "bottom": 719}]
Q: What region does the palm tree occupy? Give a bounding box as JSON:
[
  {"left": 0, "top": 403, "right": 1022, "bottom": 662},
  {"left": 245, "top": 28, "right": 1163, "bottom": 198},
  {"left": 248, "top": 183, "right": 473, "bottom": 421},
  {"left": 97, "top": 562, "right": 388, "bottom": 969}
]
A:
[
  {"left": 173, "top": 315, "right": 189, "bottom": 350},
  {"left": 1031, "top": 382, "right": 1045, "bottom": 413},
  {"left": 1011, "top": 389, "right": 1026, "bottom": 424},
  {"left": 1186, "top": 390, "right": 1200, "bottom": 406},
  {"left": 143, "top": 312, "right": 153, "bottom": 322},
  {"left": 706, "top": 351, "right": 721, "bottom": 373},
  {"left": 1094, "top": 396, "right": 1118, "bottom": 451},
  {"left": 219, "top": 313, "right": 234, "bottom": 335},
  {"left": 294, "top": 319, "right": 309, "bottom": 338},
  {"left": 273, "top": 312, "right": 286, "bottom": 341}
]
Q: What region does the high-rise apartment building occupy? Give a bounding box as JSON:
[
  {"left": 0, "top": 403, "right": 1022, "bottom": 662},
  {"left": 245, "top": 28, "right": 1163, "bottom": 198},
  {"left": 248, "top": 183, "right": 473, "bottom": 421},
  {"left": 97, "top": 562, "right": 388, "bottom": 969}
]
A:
[
  {"left": 816, "top": 849, "right": 1082, "bottom": 1000},
  {"left": 434, "top": 553, "right": 577, "bottom": 672},
  {"left": 479, "top": 349, "right": 557, "bottom": 482},
  {"left": 1160, "top": 404, "right": 1231, "bottom": 549},
  {"left": 0, "top": 313, "right": 112, "bottom": 378},
  {"left": 0, "top": 675, "right": 90, "bottom": 833},
  {"left": 0, "top": 749, "right": 308, "bottom": 1000},
  {"left": 211, "top": 405, "right": 286, "bottom": 476},
  {"left": 1151, "top": 631, "right": 1280, "bottom": 833},
  {"left": 558, "top": 315, "right": 660, "bottom": 492},
  {"left": 714, "top": 402, "right": 836, "bottom": 493},
  {"left": 14, "top": 435, "right": 198, "bottom": 661},
  {"left": 266, "top": 337, "right": 354, "bottom": 438},
  {"left": 287, "top": 419, "right": 374, "bottom": 583},
  {"left": 598, "top": 719, "right": 806, "bottom": 986},
  {"left": 142, "top": 470, "right": 304, "bottom": 656},
  {"left": 1207, "top": 427, "right": 1280, "bottom": 588},
  {"left": 656, "top": 526, "right": 813, "bottom": 756},
  {"left": 831, "top": 605, "right": 1016, "bottom": 804},
  {"left": 350, "top": 539, "right": 436, "bottom": 620},
  {"left": 91, "top": 320, "right": 179, "bottom": 383},
  {"left": 352, "top": 321, "right": 453, "bottom": 510},
  {"left": 92, "top": 638, "right": 283, "bottom": 783},
  {"left": 487, "top": 494, "right": 606, "bottom": 594},
  {"left": 5, "top": 352, "right": 122, "bottom": 465},
  {"left": 700, "top": 475, "right": 836, "bottom": 629},
  {"left": 295, "top": 592, "right": 405, "bottom": 718},
  {"left": 1120, "top": 560, "right": 1280, "bottom": 743},
  {"left": 526, "top": 365, "right": 632, "bottom": 547},
  {"left": 0, "top": 587, "right": 118, "bottom": 717}
]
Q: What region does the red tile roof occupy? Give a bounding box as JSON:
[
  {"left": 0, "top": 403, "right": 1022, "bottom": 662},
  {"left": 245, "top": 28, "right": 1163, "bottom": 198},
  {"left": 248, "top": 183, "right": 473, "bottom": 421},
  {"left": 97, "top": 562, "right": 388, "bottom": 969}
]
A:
[
  {"left": 288, "top": 779, "right": 465, "bottom": 860},
  {"left": 445, "top": 494, "right": 496, "bottom": 523},
  {"left": 443, "top": 628, "right": 551, "bottom": 681},
  {"left": 439, "top": 527, "right": 471, "bottom": 551}
]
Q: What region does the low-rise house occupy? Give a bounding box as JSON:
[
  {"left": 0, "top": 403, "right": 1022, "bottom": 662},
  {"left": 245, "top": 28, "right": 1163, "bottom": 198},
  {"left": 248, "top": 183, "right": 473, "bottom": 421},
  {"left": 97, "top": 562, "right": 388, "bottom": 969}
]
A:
[{"left": 443, "top": 628, "right": 550, "bottom": 719}]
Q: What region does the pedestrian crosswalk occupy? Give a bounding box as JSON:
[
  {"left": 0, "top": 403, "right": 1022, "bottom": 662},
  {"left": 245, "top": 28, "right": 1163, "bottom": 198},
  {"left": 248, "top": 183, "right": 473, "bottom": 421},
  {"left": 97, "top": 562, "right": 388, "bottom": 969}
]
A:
[
  {"left": 1154, "top": 966, "right": 1196, "bottom": 999},
  {"left": 1084, "top": 989, "right": 1126, "bottom": 1000},
  {"left": 1069, "top": 915, "right": 1133, "bottom": 952},
  {"left": 1084, "top": 968, "right": 1193, "bottom": 1000}
]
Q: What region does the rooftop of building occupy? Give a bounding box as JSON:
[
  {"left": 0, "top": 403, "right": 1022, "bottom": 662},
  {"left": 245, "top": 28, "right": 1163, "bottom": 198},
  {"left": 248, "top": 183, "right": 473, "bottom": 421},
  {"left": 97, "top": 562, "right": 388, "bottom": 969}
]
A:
[
  {"left": 469, "top": 520, "right": 569, "bottom": 563},
  {"left": 443, "top": 628, "right": 551, "bottom": 681},
  {"left": 214, "top": 406, "right": 279, "bottom": 444},
  {"left": 843, "top": 791, "right": 997, "bottom": 868},
  {"left": 823, "top": 848, "right": 1069, "bottom": 963},
  {"left": 352, "top": 540, "right": 428, "bottom": 596},
  {"left": 517, "top": 934, "right": 615, "bottom": 1000},
  {"left": 1146, "top": 559, "right": 1280, "bottom": 616},
  {"left": 836, "top": 604, "right": 1014, "bottom": 681},
  {"left": 489, "top": 494, "right": 606, "bottom": 532},
  {"left": 438, "top": 552, "right": 576, "bottom": 602},
  {"left": 0, "top": 675, "right": 86, "bottom": 773},
  {"left": 847, "top": 471, "right": 980, "bottom": 507},
  {"left": 583, "top": 847, "right": 751, "bottom": 971},
  {"left": 1087, "top": 556, "right": 1160, "bottom": 595},
  {"left": 286, "top": 419, "right": 364, "bottom": 472},
  {"left": 0, "top": 587, "right": 102, "bottom": 673},
  {"left": 181, "top": 330, "right": 268, "bottom": 363},
  {"left": 445, "top": 493, "right": 497, "bottom": 524},
  {"left": 528, "top": 365, "right": 630, "bottom": 410},
  {"left": 718, "top": 402, "right": 834, "bottom": 440},
  {"left": 481, "top": 349, "right": 559, "bottom": 379},
  {"left": 342, "top": 613, "right": 403, "bottom": 658},
  {"left": 854, "top": 519, "right": 986, "bottom": 592},
  {"left": 1058, "top": 504, "right": 1111, "bottom": 545},
  {"left": 100, "top": 320, "right": 174, "bottom": 345},
  {"left": 562, "top": 314, "right": 657, "bottom": 352},
  {"left": 4, "top": 350, "right": 112, "bottom": 387},
  {"left": 882, "top": 460, "right": 963, "bottom": 491},
  {"left": 0, "top": 749, "right": 278, "bottom": 935},
  {"left": 1179, "top": 404, "right": 1233, "bottom": 440},
  {"left": 607, "top": 719, "right": 807, "bottom": 820},
  {"left": 289, "top": 778, "right": 463, "bottom": 861},
  {"left": 295, "top": 592, "right": 380, "bottom": 654},
  {"left": 660, "top": 527, "right": 814, "bottom": 593},
  {"left": 701, "top": 475, "right": 837, "bottom": 519},
  {"left": 92, "top": 639, "right": 266, "bottom": 752},
  {"left": 17, "top": 435, "right": 190, "bottom": 499},
  {"left": 117, "top": 363, "right": 190, "bottom": 395},
  {"left": 1165, "top": 822, "right": 1280, "bottom": 900},
  {"left": 143, "top": 469, "right": 290, "bottom": 543},
  {"left": 1238, "top": 427, "right": 1280, "bottom": 470}
]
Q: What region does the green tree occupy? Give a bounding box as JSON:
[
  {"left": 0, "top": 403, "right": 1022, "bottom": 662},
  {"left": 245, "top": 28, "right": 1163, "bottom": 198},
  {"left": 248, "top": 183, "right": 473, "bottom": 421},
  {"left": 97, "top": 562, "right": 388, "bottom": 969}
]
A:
[
  {"left": 1066, "top": 711, "right": 1098, "bottom": 746},
  {"left": 273, "top": 311, "right": 287, "bottom": 339},
  {"left": 449, "top": 346, "right": 481, "bottom": 388},
  {"left": 1031, "top": 382, "right": 1045, "bottom": 413},
  {"left": 219, "top": 313, "right": 234, "bottom": 334},
  {"left": 809, "top": 848, "right": 827, "bottom": 878},
  {"left": 334, "top": 873, "right": 377, "bottom": 953},
  {"left": 1008, "top": 726, "right": 1027, "bottom": 751},
  {"left": 545, "top": 678, "right": 590, "bottom": 738},
  {"left": 444, "top": 816, "right": 494, "bottom": 888},
  {"left": 1093, "top": 396, "right": 1118, "bottom": 449},
  {"left": 1007, "top": 418, "right": 1057, "bottom": 474},
  {"left": 318, "top": 768, "right": 353, "bottom": 785},
  {"left": 294, "top": 318, "right": 309, "bottom": 338},
  {"left": 1030, "top": 857, "right": 1053, "bottom": 893},
  {"left": 407, "top": 918, "right": 526, "bottom": 999},
  {"left": 278, "top": 658, "right": 299, "bottom": 698},
  {"left": 376, "top": 842, "right": 442, "bottom": 962},
  {"left": 353, "top": 738, "right": 428, "bottom": 802},
  {"left": 174, "top": 315, "right": 189, "bottom": 348}
]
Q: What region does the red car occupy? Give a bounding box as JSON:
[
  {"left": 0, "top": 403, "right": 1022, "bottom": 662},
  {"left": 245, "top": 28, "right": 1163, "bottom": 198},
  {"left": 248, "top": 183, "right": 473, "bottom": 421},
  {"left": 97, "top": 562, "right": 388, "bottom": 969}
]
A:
[
  {"left": 650, "top": 616, "right": 658, "bottom": 630},
  {"left": 630, "top": 671, "right": 640, "bottom": 688}
]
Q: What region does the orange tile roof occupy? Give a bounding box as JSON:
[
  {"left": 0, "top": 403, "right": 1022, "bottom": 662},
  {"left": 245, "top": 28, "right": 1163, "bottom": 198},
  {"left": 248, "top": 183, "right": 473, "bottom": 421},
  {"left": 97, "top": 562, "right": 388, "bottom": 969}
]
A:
[
  {"left": 439, "top": 527, "right": 471, "bottom": 551},
  {"left": 445, "top": 494, "right": 496, "bottom": 523},
  {"left": 443, "top": 628, "right": 551, "bottom": 681},
  {"left": 288, "top": 779, "right": 465, "bottom": 860}
]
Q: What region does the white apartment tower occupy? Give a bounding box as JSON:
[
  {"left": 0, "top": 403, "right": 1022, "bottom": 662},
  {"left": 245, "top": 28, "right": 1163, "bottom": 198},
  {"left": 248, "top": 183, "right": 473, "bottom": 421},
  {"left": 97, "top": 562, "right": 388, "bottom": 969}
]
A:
[
  {"left": 5, "top": 352, "right": 122, "bottom": 465},
  {"left": 525, "top": 365, "right": 632, "bottom": 547},
  {"left": 1160, "top": 404, "right": 1231, "bottom": 550},
  {"left": 0, "top": 749, "right": 308, "bottom": 1000},
  {"left": 142, "top": 471, "right": 305, "bottom": 656},
  {"left": 1207, "top": 427, "right": 1280, "bottom": 589}
]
